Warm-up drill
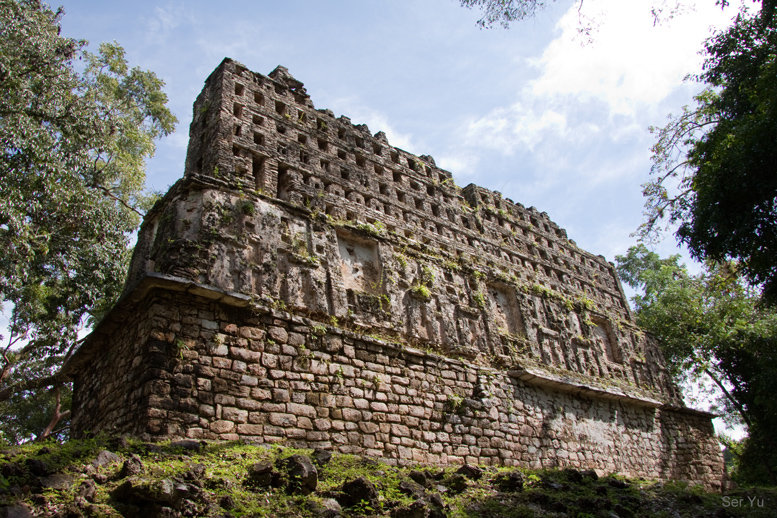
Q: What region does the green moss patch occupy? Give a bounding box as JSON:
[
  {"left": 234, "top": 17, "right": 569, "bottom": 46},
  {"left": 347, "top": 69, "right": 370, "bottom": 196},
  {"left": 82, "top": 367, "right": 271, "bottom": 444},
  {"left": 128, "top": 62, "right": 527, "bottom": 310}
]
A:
[{"left": 1, "top": 439, "right": 775, "bottom": 517}]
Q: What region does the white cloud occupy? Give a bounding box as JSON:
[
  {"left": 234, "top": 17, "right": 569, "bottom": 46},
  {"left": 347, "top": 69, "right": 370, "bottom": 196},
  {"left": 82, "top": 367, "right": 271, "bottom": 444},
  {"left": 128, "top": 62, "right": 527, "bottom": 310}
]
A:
[
  {"left": 436, "top": 153, "right": 479, "bottom": 179},
  {"left": 144, "top": 2, "right": 195, "bottom": 45},
  {"left": 462, "top": 0, "right": 737, "bottom": 160},
  {"left": 530, "top": 0, "right": 736, "bottom": 117},
  {"left": 326, "top": 97, "right": 416, "bottom": 152},
  {"left": 465, "top": 101, "right": 568, "bottom": 154}
]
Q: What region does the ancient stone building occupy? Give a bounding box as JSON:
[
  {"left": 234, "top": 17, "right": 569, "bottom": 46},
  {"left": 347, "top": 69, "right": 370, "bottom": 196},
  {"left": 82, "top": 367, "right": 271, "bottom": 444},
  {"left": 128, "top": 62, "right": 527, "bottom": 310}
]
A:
[{"left": 66, "top": 59, "right": 724, "bottom": 488}]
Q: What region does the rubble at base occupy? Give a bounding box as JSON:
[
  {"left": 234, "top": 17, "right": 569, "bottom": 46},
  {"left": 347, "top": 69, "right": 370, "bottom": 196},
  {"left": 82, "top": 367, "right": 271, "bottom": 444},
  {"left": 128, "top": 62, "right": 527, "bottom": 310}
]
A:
[{"left": 1, "top": 440, "right": 774, "bottom": 517}]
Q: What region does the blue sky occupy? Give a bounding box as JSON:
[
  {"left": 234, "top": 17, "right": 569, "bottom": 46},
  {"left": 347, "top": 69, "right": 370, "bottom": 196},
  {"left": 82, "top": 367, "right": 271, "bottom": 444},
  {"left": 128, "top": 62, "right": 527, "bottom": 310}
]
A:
[{"left": 56, "top": 0, "right": 740, "bottom": 264}]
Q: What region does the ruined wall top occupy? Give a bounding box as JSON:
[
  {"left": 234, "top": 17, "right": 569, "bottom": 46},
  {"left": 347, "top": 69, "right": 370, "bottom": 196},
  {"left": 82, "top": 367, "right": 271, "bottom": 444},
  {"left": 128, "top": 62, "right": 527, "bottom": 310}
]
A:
[{"left": 125, "top": 58, "right": 682, "bottom": 406}]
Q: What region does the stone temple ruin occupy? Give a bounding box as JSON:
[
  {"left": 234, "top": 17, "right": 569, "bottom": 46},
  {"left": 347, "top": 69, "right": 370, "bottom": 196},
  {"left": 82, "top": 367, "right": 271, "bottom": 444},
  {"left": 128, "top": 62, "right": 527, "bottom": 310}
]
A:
[{"left": 65, "top": 59, "right": 724, "bottom": 488}]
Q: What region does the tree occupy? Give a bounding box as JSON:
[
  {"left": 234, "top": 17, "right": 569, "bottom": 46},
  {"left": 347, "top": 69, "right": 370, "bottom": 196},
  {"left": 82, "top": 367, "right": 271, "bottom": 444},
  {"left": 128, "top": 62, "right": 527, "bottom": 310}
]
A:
[
  {"left": 458, "top": 0, "right": 776, "bottom": 28},
  {"left": 0, "top": 0, "right": 176, "bottom": 442},
  {"left": 641, "top": 10, "right": 777, "bottom": 302},
  {"left": 458, "top": 0, "right": 551, "bottom": 28},
  {"left": 616, "top": 245, "right": 777, "bottom": 483}
]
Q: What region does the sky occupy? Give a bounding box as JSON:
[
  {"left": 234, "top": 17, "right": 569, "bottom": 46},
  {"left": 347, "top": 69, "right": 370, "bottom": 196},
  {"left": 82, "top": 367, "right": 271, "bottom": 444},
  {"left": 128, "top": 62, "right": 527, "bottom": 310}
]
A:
[
  {"left": 55, "top": 0, "right": 740, "bottom": 264},
  {"left": 19, "top": 0, "right": 750, "bottom": 432}
]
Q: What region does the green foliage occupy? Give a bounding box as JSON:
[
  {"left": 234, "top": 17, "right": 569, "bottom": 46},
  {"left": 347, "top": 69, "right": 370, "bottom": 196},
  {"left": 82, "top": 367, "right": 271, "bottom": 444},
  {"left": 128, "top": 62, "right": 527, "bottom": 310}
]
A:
[
  {"left": 642, "top": 12, "right": 777, "bottom": 303},
  {"left": 443, "top": 259, "right": 461, "bottom": 271},
  {"left": 3, "top": 438, "right": 777, "bottom": 516},
  {"left": 355, "top": 220, "right": 386, "bottom": 237},
  {"left": 410, "top": 284, "right": 432, "bottom": 301},
  {"left": 0, "top": 0, "right": 176, "bottom": 441},
  {"left": 290, "top": 232, "right": 319, "bottom": 266},
  {"left": 421, "top": 264, "right": 435, "bottom": 285},
  {"left": 240, "top": 200, "right": 256, "bottom": 216},
  {"left": 408, "top": 262, "right": 435, "bottom": 302},
  {"left": 446, "top": 393, "right": 465, "bottom": 414},
  {"left": 575, "top": 295, "right": 596, "bottom": 312},
  {"left": 459, "top": 1, "right": 776, "bottom": 31},
  {"left": 440, "top": 176, "right": 459, "bottom": 189},
  {"left": 530, "top": 283, "right": 552, "bottom": 298},
  {"left": 269, "top": 298, "right": 287, "bottom": 312},
  {"left": 458, "top": 0, "right": 549, "bottom": 28},
  {"left": 378, "top": 293, "right": 391, "bottom": 311},
  {"left": 175, "top": 339, "right": 190, "bottom": 360},
  {"left": 616, "top": 245, "right": 777, "bottom": 484},
  {"left": 472, "top": 290, "right": 486, "bottom": 309},
  {"left": 0, "top": 385, "right": 71, "bottom": 445}
]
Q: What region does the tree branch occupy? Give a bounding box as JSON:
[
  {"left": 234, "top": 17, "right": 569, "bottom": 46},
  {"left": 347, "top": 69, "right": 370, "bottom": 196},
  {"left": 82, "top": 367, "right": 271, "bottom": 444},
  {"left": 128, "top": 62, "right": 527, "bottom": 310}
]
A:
[
  {"left": 39, "top": 385, "right": 70, "bottom": 440},
  {"left": 704, "top": 367, "right": 752, "bottom": 429},
  {"left": 91, "top": 183, "right": 144, "bottom": 217},
  {"left": 655, "top": 159, "right": 691, "bottom": 184},
  {"left": 0, "top": 370, "right": 67, "bottom": 404},
  {"left": 1, "top": 315, "right": 24, "bottom": 384},
  {"left": 61, "top": 335, "right": 85, "bottom": 366}
]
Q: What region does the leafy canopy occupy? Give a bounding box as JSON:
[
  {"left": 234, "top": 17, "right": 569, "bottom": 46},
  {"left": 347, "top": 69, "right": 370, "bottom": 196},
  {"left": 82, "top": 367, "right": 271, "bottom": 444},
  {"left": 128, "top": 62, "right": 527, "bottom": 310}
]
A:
[
  {"left": 641, "top": 10, "right": 777, "bottom": 302},
  {"left": 458, "top": 0, "right": 552, "bottom": 28},
  {"left": 0, "top": 0, "right": 176, "bottom": 442},
  {"left": 458, "top": 1, "right": 775, "bottom": 28},
  {"left": 616, "top": 245, "right": 777, "bottom": 483}
]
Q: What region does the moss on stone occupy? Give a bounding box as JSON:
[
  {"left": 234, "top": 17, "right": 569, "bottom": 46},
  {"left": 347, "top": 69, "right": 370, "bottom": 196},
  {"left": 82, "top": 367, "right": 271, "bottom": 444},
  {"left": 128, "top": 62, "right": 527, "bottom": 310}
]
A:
[{"left": 1, "top": 439, "right": 774, "bottom": 518}]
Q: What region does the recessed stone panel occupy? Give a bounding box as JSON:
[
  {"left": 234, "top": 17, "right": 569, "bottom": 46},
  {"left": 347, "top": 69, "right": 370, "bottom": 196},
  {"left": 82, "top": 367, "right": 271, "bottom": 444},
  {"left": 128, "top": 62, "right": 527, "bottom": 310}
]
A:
[
  {"left": 592, "top": 318, "right": 621, "bottom": 363},
  {"left": 487, "top": 283, "right": 524, "bottom": 337},
  {"left": 336, "top": 232, "right": 381, "bottom": 294}
]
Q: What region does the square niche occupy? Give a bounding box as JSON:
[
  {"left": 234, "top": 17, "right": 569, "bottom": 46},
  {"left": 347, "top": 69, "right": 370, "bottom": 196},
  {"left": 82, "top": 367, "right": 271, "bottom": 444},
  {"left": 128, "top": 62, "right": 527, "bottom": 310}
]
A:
[
  {"left": 487, "top": 283, "right": 524, "bottom": 337},
  {"left": 336, "top": 232, "right": 381, "bottom": 293}
]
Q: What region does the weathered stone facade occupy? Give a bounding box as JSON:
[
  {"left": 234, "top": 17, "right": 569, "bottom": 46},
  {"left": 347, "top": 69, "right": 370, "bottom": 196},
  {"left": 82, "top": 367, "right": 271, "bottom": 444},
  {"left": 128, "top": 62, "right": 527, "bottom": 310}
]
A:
[{"left": 67, "top": 59, "right": 724, "bottom": 489}]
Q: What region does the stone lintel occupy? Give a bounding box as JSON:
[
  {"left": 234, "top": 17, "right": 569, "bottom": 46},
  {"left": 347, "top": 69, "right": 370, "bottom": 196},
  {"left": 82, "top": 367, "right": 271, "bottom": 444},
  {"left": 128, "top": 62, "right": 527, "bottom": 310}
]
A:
[
  {"left": 508, "top": 366, "right": 665, "bottom": 409},
  {"left": 508, "top": 366, "right": 717, "bottom": 419}
]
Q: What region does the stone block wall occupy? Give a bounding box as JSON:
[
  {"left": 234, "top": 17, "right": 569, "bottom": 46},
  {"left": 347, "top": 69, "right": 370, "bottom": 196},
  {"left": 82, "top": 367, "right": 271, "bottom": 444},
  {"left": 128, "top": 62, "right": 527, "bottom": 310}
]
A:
[
  {"left": 125, "top": 176, "right": 679, "bottom": 402},
  {"left": 67, "top": 58, "right": 724, "bottom": 490},
  {"left": 180, "top": 59, "right": 630, "bottom": 320},
  {"left": 70, "top": 285, "right": 722, "bottom": 489}
]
